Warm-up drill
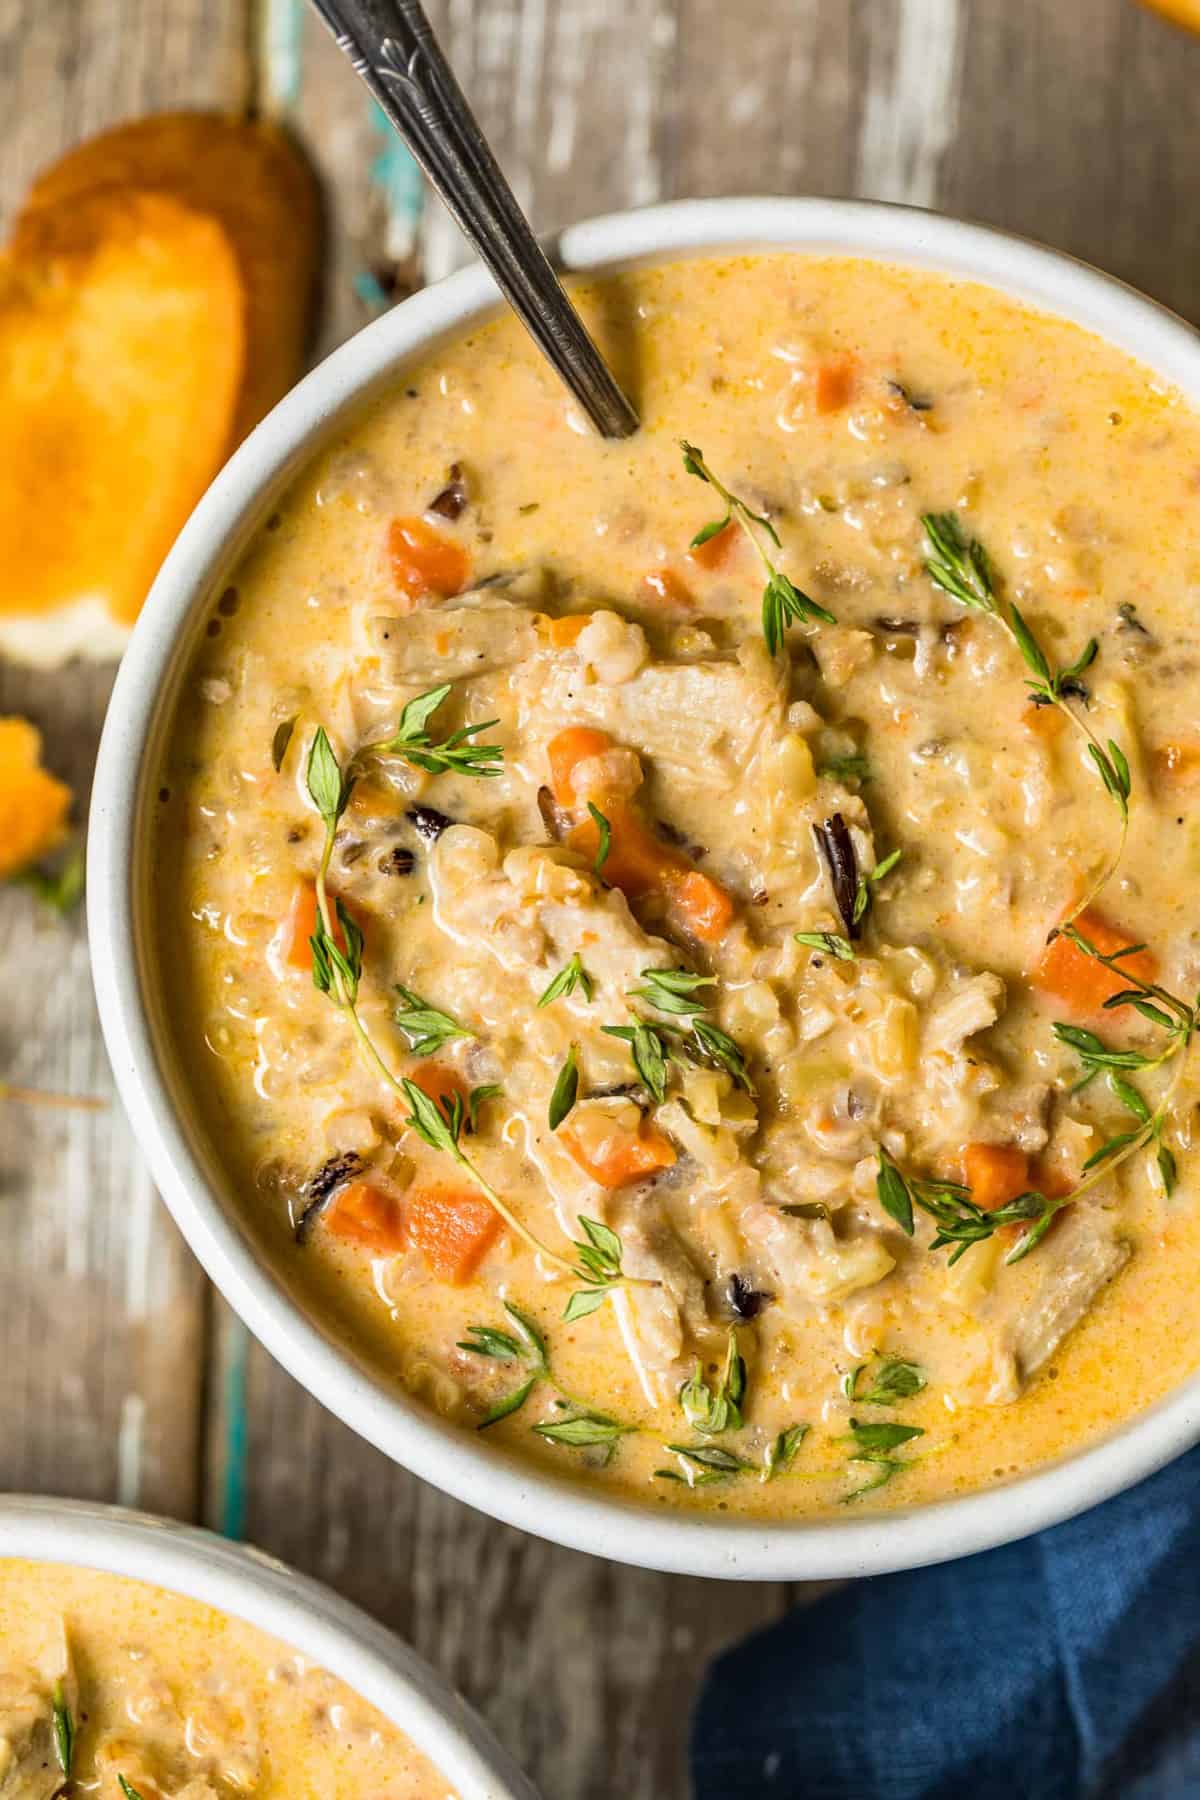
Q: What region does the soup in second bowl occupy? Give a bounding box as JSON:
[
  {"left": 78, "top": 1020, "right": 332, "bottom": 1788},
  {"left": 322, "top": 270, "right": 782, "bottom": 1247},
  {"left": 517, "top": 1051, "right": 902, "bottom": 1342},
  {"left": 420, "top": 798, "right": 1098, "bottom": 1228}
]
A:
[
  {"left": 157, "top": 251, "right": 1200, "bottom": 1515},
  {"left": 0, "top": 1558, "right": 456, "bottom": 1798}
]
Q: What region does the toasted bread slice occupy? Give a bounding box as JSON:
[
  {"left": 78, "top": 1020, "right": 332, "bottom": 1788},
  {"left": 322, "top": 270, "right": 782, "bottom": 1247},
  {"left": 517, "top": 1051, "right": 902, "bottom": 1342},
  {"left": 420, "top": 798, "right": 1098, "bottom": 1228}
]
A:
[
  {"left": 0, "top": 187, "right": 244, "bottom": 660},
  {"left": 21, "top": 112, "right": 320, "bottom": 442}
]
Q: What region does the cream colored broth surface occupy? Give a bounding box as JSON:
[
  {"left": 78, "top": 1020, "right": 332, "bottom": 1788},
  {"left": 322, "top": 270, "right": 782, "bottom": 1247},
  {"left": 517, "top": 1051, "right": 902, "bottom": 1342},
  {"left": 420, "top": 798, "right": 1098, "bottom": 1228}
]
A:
[
  {"left": 0, "top": 1560, "right": 454, "bottom": 1798},
  {"left": 158, "top": 254, "right": 1200, "bottom": 1516}
]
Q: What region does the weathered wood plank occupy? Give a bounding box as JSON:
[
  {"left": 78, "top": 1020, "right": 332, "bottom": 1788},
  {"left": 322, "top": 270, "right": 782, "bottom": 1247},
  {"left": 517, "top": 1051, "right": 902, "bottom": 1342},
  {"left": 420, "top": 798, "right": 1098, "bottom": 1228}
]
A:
[{"left": 0, "top": 0, "right": 248, "bottom": 1516}]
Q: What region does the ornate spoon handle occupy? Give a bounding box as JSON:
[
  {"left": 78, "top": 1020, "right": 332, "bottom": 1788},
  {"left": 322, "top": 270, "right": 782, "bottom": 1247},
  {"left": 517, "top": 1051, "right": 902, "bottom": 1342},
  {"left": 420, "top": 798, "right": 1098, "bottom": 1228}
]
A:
[{"left": 308, "top": 0, "right": 640, "bottom": 438}]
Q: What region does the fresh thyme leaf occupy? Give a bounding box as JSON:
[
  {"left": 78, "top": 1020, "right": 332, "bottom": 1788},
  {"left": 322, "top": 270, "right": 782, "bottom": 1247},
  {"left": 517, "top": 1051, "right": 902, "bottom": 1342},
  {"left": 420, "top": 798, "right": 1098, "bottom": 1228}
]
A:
[
  {"left": 852, "top": 845, "right": 902, "bottom": 926},
  {"left": 678, "top": 1329, "right": 747, "bottom": 1435},
  {"left": 311, "top": 898, "right": 363, "bottom": 1003},
  {"left": 538, "top": 953, "right": 594, "bottom": 1008},
  {"left": 573, "top": 1216, "right": 623, "bottom": 1279},
  {"left": 52, "top": 1681, "right": 74, "bottom": 1778},
  {"left": 1008, "top": 599, "right": 1052, "bottom": 684},
  {"left": 851, "top": 1356, "right": 926, "bottom": 1406},
  {"left": 795, "top": 930, "right": 856, "bottom": 961},
  {"left": 875, "top": 1149, "right": 914, "bottom": 1235},
  {"left": 458, "top": 1324, "right": 523, "bottom": 1360},
  {"left": 846, "top": 1419, "right": 924, "bottom": 1454},
  {"left": 843, "top": 1456, "right": 904, "bottom": 1500},
  {"left": 690, "top": 514, "right": 731, "bottom": 548},
  {"left": 631, "top": 966, "right": 717, "bottom": 1016},
  {"left": 687, "top": 1019, "right": 755, "bottom": 1095},
  {"left": 588, "top": 802, "right": 612, "bottom": 875},
  {"left": 401, "top": 1076, "right": 464, "bottom": 1156},
  {"left": 1082, "top": 1131, "right": 1140, "bottom": 1172},
  {"left": 922, "top": 511, "right": 998, "bottom": 613},
  {"left": 664, "top": 1442, "right": 751, "bottom": 1475},
  {"left": 655, "top": 1466, "right": 728, "bottom": 1486},
  {"left": 306, "top": 726, "right": 353, "bottom": 826},
  {"left": 478, "top": 1374, "right": 537, "bottom": 1428},
  {"left": 818, "top": 751, "right": 872, "bottom": 784},
  {"left": 369, "top": 683, "right": 504, "bottom": 778},
  {"left": 503, "top": 1300, "right": 549, "bottom": 1371},
  {"left": 534, "top": 1412, "right": 632, "bottom": 1448},
  {"left": 1052, "top": 1022, "right": 1153, "bottom": 1072},
  {"left": 562, "top": 1287, "right": 609, "bottom": 1323},
  {"left": 1108, "top": 1070, "right": 1151, "bottom": 1123},
  {"left": 679, "top": 440, "right": 834, "bottom": 654},
  {"left": 19, "top": 842, "right": 85, "bottom": 915},
  {"left": 119, "top": 1780, "right": 146, "bottom": 1800},
  {"left": 467, "top": 1083, "right": 502, "bottom": 1130},
  {"left": 1158, "top": 1143, "right": 1179, "bottom": 1196},
  {"left": 762, "top": 570, "right": 835, "bottom": 656},
  {"left": 393, "top": 984, "right": 473, "bottom": 1056},
  {"left": 603, "top": 1022, "right": 672, "bottom": 1104},
  {"left": 548, "top": 1046, "right": 579, "bottom": 1130},
  {"left": 763, "top": 1422, "right": 810, "bottom": 1480},
  {"left": 271, "top": 715, "right": 297, "bottom": 771}
]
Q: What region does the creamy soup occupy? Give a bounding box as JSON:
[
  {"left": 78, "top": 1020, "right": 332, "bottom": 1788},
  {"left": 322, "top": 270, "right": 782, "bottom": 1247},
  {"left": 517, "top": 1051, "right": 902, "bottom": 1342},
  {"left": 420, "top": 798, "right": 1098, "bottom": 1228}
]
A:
[
  {"left": 0, "top": 1560, "right": 454, "bottom": 1797},
  {"left": 157, "top": 253, "right": 1200, "bottom": 1515}
]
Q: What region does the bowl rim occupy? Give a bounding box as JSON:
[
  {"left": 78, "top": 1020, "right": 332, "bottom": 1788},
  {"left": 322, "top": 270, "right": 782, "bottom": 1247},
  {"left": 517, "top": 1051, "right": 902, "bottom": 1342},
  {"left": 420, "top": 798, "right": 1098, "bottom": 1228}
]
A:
[
  {"left": 0, "top": 1494, "right": 537, "bottom": 1798},
  {"left": 89, "top": 193, "right": 1200, "bottom": 1581}
]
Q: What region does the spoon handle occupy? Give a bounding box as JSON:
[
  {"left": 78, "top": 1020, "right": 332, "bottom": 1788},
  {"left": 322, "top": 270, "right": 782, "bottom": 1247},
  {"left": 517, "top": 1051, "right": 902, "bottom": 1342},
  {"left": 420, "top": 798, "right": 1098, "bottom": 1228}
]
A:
[{"left": 308, "top": 0, "right": 640, "bottom": 439}]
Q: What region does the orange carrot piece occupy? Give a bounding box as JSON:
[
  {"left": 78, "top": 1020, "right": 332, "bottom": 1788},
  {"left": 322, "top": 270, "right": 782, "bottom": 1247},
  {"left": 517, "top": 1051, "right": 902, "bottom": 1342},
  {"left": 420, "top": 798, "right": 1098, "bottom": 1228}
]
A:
[
  {"left": 326, "top": 1180, "right": 407, "bottom": 1253},
  {"left": 387, "top": 515, "right": 470, "bottom": 604},
  {"left": 1022, "top": 701, "right": 1066, "bottom": 741},
  {"left": 962, "top": 1143, "right": 1031, "bottom": 1211},
  {"left": 277, "top": 880, "right": 351, "bottom": 971},
  {"left": 405, "top": 1183, "right": 502, "bottom": 1283},
  {"left": 560, "top": 1115, "right": 676, "bottom": 1189},
  {"left": 813, "top": 356, "right": 857, "bottom": 413},
  {"left": 547, "top": 725, "right": 616, "bottom": 808},
  {"left": 641, "top": 567, "right": 694, "bottom": 607},
  {"left": 1152, "top": 741, "right": 1200, "bottom": 788},
  {"left": 544, "top": 612, "right": 590, "bottom": 648},
  {"left": 1031, "top": 906, "right": 1157, "bottom": 1017},
  {"left": 671, "top": 869, "right": 736, "bottom": 944},
  {"left": 685, "top": 518, "right": 739, "bottom": 571},
  {"left": 407, "top": 1062, "right": 468, "bottom": 1114}
]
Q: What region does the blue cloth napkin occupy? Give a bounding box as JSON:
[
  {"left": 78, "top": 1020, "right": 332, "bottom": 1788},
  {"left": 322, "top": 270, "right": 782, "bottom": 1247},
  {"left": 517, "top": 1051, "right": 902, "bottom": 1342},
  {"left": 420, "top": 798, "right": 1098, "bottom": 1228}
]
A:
[{"left": 690, "top": 1444, "right": 1200, "bottom": 1799}]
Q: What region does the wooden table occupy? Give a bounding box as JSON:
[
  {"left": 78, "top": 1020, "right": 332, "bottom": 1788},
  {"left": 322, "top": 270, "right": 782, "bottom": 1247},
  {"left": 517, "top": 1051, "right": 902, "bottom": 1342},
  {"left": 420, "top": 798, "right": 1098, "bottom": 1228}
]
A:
[{"left": 2, "top": 2, "right": 1198, "bottom": 1792}]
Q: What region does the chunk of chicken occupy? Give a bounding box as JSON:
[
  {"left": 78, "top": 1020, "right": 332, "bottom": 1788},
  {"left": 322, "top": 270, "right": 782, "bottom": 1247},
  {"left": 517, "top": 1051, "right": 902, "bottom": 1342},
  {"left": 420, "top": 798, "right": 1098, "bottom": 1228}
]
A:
[
  {"left": 1002, "top": 1207, "right": 1131, "bottom": 1386},
  {"left": 0, "top": 1622, "right": 73, "bottom": 1799},
  {"left": 429, "top": 825, "right": 675, "bottom": 1009},
  {"left": 608, "top": 1192, "right": 713, "bottom": 1374},
  {"left": 740, "top": 1202, "right": 895, "bottom": 1304},
  {"left": 525, "top": 642, "right": 783, "bottom": 783},
  {"left": 369, "top": 595, "right": 537, "bottom": 684},
  {"left": 923, "top": 971, "right": 1005, "bottom": 1054}
]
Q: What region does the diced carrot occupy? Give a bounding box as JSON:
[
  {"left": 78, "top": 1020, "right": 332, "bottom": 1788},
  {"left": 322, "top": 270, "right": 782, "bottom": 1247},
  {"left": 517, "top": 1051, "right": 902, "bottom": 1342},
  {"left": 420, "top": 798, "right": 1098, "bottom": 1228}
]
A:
[
  {"left": 571, "top": 800, "right": 668, "bottom": 898},
  {"left": 407, "top": 1062, "right": 468, "bottom": 1114},
  {"left": 560, "top": 1112, "right": 676, "bottom": 1189},
  {"left": 685, "top": 518, "right": 739, "bottom": 572},
  {"left": 547, "top": 725, "right": 616, "bottom": 808},
  {"left": 962, "top": 1143, "right": 1030, "bottom": 1211},
  {"left": 405, "top": 1183, "right": 502, "bottom": 1283},
  {"left": 813, "top": 356, "right": 857, "bottom": 414},
  {"left": 544, "top": 612, "right": 590, "bottom": 648},
  {"left": 671, "top": 869, "right": 736, "bottom": 944},
  {"left": 326, "top": 1180, "right": 407, "bottom": 1253},
  {"left": 1152, "top": 741, "right": 1200, "bottom": 788},
  {"left": 387, "top": 515, "right": 470, "bottom": 604},
  {"left": 277, "top": 880, "right": 350, "bottom": 972},
  {"left": 1023, "top": 701, "right": 1066, "bottom": 741},
  {"left": 1030, "top": 905, "right": 1157, "bottom": 1017},
  {"left": 641, "top": 567, "right": 694, "bottom": 607}
]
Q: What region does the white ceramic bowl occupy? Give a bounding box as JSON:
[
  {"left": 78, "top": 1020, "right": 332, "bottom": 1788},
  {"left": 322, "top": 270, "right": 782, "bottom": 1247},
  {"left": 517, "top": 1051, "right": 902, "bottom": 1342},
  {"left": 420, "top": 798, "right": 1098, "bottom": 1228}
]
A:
[
  {"left": 0, "top": 1494, "right": 537, "bottom": 1799},
  {"left": 90, "top": 196, "right": 1200, "bottom": 1581}
]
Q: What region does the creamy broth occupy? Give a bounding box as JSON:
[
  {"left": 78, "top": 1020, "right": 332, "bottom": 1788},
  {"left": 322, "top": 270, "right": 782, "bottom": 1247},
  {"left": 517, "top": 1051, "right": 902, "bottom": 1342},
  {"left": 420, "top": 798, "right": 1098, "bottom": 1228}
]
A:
[
  {"left": 0, "top": 1560, "right": 454, "bottom": 1797},
  {"left": 157, "top": 253, "right": 1200, "bottom": 1515}
]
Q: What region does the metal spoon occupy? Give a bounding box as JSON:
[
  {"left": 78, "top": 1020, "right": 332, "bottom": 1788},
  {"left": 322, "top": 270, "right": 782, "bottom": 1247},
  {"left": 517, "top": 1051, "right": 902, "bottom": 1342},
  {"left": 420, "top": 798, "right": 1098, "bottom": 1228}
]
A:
[{"left": 308, "top": 0, "right": 640, "bottom": 439}]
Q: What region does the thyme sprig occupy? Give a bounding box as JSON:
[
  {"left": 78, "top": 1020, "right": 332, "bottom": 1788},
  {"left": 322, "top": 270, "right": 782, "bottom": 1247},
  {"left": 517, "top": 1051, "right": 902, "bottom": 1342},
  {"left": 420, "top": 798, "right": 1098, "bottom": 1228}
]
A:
[
  {"left": 118, "top": 1781, "right": 145, "bottom": 1800},
  {"left": 459, "top": 1300, "right": 548, "bottom": 1427},
  {"left": 393, "top": 985, "right": 473, "bottom": 1056},
  {"left": 843, "top": 1418, "right": 925, "bottom": 1501},
  {"left": 794, "top": 930, "right": 856, "bottom": 962},
  {"left": 876, "top": 1146, "right": 1047, "bottom": 1265},
  {"left": 680, "top": 441, "right": 835, "bottom": 655},
  {"left": 679, "top": 1328, "right": 747, "bottom": 1435},
  {"left": 843, "top": 1355, "right": 926, "bottom": 1406},
  {"left": 363, "top": 682, "right": 503, "bottom": 778},
  {"left": 538, "top": 953, "right": 594, "bottom": 1008},
  {"left": 922, "top": 512, "right": 1130, "bottom": 916},
  {"left": 304, "top": 726, "right": 655, "bottom": 1316},
  {"left": 52, "top": 1680, "right": 74, "bottom": 1786}
]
